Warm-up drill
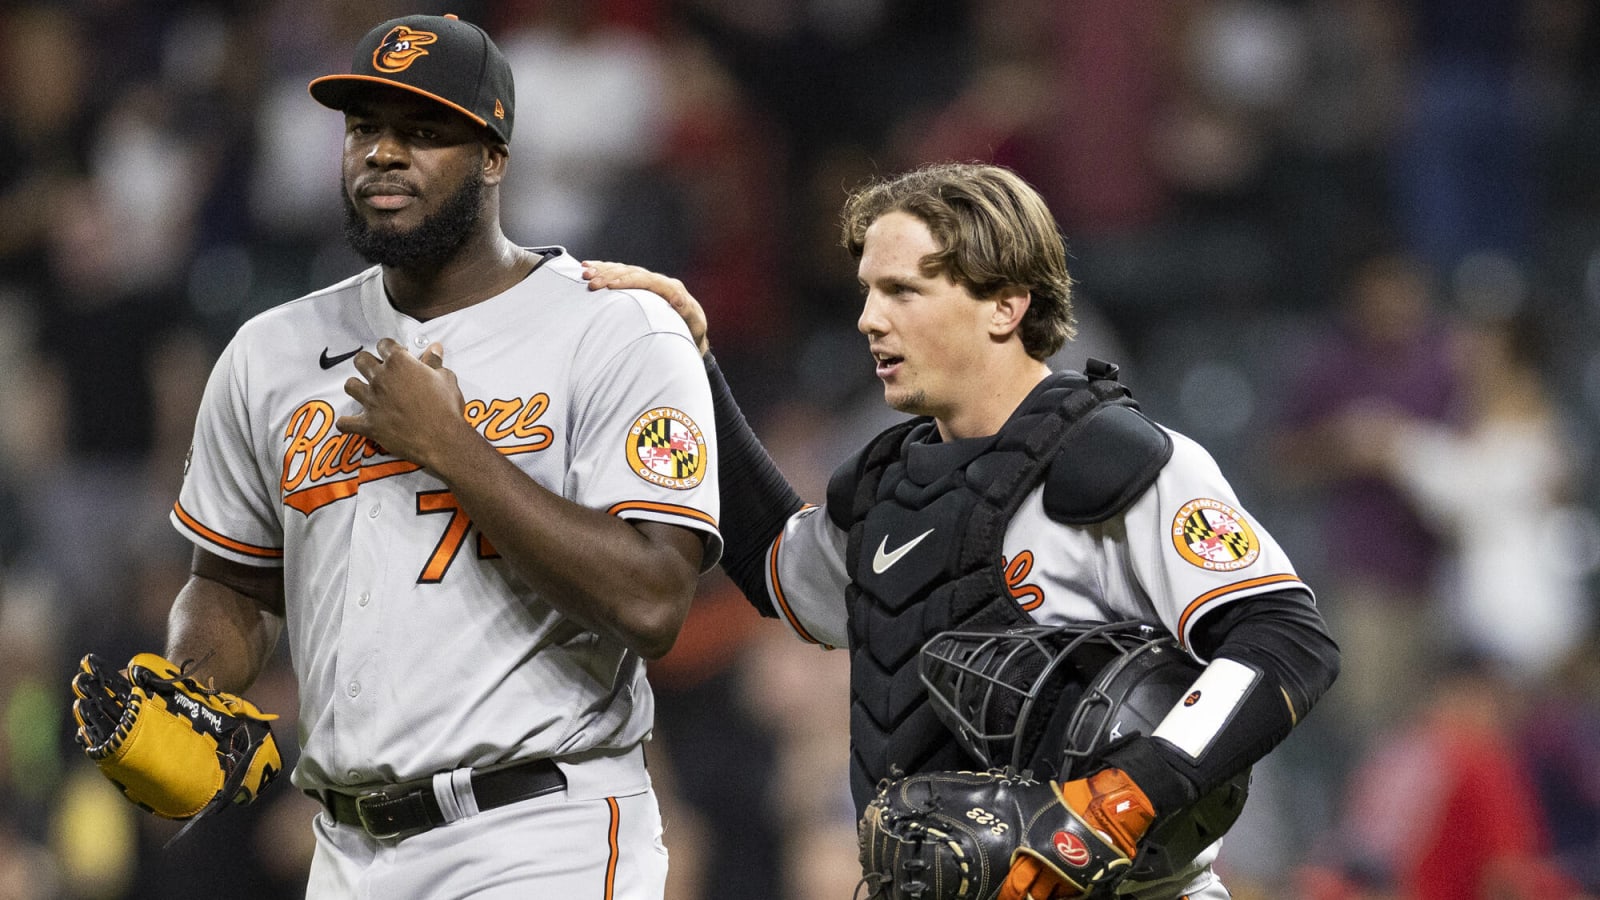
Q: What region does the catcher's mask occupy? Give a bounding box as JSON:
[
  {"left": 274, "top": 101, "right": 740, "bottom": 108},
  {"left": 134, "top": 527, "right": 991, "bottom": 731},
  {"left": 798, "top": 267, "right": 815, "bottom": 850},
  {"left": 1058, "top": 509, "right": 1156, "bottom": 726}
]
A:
[{"left": 919, "top": 620, "right": 1250, "bottom": 882}]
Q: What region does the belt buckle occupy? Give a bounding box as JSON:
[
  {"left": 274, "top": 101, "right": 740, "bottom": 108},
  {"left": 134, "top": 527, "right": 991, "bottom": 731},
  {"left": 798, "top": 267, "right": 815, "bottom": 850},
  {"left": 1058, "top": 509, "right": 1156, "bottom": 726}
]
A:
[{"left": 354, "top": 787, "right": 409, "bottom": 840}]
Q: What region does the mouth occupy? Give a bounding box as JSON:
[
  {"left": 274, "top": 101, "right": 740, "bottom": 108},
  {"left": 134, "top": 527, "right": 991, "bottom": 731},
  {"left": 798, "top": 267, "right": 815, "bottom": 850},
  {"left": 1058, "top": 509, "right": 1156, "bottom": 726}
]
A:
[
  {"left": 357, "top": 180, "right": 417, "bottom": 211},
  {"left": 872, "top": 350, "right": 903, "bottom": 378}
]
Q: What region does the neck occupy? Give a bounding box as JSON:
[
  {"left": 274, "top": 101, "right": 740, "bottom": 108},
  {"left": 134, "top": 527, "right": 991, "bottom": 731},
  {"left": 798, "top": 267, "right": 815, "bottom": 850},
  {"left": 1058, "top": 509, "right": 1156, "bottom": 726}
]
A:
[
  {"left": 934, "top": 358, "right": 1053, "bottom": 441},
  {"left": 382, "top": 233, "right": 534, "bottom": 321}
]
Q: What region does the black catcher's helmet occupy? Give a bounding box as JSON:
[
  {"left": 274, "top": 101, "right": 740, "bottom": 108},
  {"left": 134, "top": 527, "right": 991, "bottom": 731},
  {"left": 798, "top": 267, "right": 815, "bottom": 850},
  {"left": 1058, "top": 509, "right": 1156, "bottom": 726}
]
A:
[{"left": 919, "top": 620, "right": 1251, "bottom": 882}]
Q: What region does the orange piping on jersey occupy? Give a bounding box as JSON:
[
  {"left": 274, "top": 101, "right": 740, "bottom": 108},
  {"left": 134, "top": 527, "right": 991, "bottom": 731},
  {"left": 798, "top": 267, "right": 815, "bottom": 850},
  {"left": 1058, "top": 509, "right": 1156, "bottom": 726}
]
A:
[
  {"left": 767, "top": 511, "right": 832, "bottom": 647},
  {"left": 605, "top": 500, "right": 718, "bottom": 529},
  {"left": 172, "top": 502, "right": 284, "bottom": 559},
  {"left": 1176, "top": 573, "right": 1306, "bottom": 646},
  {"left": 604, "top": 796, "right": 621, "bottom": 899}
]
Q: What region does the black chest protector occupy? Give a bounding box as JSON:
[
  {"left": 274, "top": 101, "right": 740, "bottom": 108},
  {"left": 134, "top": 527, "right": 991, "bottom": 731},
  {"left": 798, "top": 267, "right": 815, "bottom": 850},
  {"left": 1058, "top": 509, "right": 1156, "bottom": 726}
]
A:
[{"left": 825, "top": 362, "right": 1173, "bottom": 812}]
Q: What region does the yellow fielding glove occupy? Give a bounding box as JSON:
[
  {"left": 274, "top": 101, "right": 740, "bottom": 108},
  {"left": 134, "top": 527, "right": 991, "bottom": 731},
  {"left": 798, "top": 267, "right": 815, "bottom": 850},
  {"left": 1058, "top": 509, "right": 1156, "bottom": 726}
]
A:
[{"left": 71, "top": 652, "right": 281, "bottom": 823}]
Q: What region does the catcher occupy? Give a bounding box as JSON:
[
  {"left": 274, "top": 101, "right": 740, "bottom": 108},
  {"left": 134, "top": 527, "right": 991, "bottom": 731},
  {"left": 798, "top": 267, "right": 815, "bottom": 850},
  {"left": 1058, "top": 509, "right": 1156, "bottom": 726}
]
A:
[{"left": 582, "top": 161, "right": 1341, "bottom": 899}]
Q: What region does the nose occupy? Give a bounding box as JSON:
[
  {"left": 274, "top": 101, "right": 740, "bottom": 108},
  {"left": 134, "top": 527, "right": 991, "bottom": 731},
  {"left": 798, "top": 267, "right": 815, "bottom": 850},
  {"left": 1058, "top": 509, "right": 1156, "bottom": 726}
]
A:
[
  {"left": 366, "top": 129, "right": 409, "bottom": 169},
  {"left": 857, "top": 290, "right": 886, "bottom": 337}
]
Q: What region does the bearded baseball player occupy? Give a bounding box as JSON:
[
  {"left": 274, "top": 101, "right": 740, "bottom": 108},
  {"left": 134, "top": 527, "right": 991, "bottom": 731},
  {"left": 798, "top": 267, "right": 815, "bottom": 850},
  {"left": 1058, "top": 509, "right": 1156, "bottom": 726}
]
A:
[
  {"left": 583, "top": 162, "right": 1340, "bottom": 899},
  {"left": 69, "top": 13, "right": 719, "bottom": 899}
]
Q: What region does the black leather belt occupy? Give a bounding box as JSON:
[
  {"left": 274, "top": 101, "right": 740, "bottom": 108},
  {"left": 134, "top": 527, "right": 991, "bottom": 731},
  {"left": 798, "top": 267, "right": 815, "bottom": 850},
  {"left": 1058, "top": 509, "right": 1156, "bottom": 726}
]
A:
[{"left": 318, "top": 758, "right": 565, "bottom": 840}]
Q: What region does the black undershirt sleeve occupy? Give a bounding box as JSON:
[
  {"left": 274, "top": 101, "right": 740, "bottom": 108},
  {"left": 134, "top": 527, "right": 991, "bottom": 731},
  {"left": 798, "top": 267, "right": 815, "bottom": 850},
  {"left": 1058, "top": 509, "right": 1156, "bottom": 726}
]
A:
[
  {"left": 703, "top": 353, "right": 806, "bottom": 617},
  {"left": 1103, "top": 589, "right": 1341, "bottom": 818}
]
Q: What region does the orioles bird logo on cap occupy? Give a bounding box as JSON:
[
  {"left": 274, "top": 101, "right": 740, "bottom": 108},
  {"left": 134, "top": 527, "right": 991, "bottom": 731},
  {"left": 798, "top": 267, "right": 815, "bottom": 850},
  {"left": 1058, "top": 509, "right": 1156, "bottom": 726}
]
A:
[{"left": 373, "top": 26, "right": 437, "bottom": 73}]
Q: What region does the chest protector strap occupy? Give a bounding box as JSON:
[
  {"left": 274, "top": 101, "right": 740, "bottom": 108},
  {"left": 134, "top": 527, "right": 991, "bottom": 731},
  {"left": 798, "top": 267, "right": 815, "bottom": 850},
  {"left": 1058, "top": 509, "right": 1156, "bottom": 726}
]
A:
[{"left": 826, "top": 361, "right": 1173, "bottom": 812}]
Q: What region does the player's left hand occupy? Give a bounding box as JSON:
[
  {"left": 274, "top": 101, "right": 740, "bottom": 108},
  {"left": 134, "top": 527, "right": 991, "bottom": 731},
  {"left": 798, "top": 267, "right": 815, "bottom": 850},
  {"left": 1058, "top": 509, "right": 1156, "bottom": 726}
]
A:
[
  {"left": 858, "top": 768, "right": 1154, "bottom": 900},
  {"left": 71, "top": 652, "right": 281, "bottom": 823},
  {"left": 580, "top": 261, "right": 709, "bottom": 356},
  {"left": 338, "top": 337, "right": 468, "bottom": 469}
]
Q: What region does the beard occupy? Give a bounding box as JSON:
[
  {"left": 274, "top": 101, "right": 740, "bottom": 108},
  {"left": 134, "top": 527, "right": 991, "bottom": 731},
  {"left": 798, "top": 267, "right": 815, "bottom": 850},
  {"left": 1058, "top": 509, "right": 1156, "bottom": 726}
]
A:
[
  {"left": 342, "top": 168, "right": 485, "bottom": 270},
  {"left": 887, "top": 389, "right": 927, "bottom": 416}
]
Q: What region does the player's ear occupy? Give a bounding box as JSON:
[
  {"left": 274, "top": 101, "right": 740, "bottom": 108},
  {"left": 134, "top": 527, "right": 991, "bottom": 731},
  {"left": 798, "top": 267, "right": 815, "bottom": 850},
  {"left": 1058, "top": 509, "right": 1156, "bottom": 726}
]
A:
[
  {"left": 988, "top": 286, "right": 1032, "bottom": 339},
  {"left": 482, "top": 140, "right": 510, "bottom": 185}
]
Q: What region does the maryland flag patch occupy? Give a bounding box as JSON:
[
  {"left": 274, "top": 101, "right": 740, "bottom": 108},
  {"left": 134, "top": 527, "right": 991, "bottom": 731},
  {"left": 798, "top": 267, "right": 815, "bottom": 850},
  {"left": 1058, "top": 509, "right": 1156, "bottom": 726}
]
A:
[
  {"left": 626, "top": 407, "right": 707, "bottom": 490},
  {"left": 1172, "top": 498, "right": 1260, "bottom": 571}
]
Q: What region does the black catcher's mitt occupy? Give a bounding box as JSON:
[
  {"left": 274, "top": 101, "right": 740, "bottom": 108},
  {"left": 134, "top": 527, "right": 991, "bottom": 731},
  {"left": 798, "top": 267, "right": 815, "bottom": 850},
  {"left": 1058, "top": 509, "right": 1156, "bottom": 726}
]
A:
[{"left": 858, "top": 768, "right": 1147, "bottom": 900}]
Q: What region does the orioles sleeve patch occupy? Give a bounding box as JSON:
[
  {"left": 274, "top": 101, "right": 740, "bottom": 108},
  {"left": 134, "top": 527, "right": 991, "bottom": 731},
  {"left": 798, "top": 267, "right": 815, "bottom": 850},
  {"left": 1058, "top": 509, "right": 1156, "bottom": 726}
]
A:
[
  {"left": 626, "top": 407, "right": 707, "bottom": 490},
  {"left": 1171, "top": 498, "right": 1260, "bottom": 571}
]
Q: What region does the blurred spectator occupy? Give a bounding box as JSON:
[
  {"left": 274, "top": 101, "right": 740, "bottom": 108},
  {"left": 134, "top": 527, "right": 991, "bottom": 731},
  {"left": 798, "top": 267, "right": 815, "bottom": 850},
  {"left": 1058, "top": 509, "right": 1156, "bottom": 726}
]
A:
[
  {"left": 1523, "top": 634, "right": 1600, "bottom": 892},
  {"left": 497, "top": 0, "right": 670, "bottom": 249},
  {"left": 673, "top": 0, "right": 971, "bottom": 177},
  {"left": 0, "top": 6, "right": 94, "bottom": 296},
  {"left": 1390, "top": 0, "right": 1537, "bottom": 279},
  {"left": 1269, "top": 250, "right": 1460, "bottom": 731},
  {"left": 894, "top": 0, "right": 1189, "bottom": 344},
  {"left": 585, "top": 26, "right": 792, "bottom": 412},
  {"left": 1295, "top": 654, "right": 1584, "bottom": 900},
  {"left": 1344, "top": 312, "right": 1596, "bottom": 682},
  {"left": 1273, "top": 0, "right": 1411, "bottom": 296}
]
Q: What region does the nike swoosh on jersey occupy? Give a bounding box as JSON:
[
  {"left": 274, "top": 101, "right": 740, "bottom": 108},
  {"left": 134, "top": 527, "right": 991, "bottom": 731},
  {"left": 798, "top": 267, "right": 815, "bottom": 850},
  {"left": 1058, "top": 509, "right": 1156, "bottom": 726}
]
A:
[
  {"left": 872, "top": 528, "right": 935, "bottom": 574},
  {"left": 319, "top": 346, "right": 363, "bottom": 369}
]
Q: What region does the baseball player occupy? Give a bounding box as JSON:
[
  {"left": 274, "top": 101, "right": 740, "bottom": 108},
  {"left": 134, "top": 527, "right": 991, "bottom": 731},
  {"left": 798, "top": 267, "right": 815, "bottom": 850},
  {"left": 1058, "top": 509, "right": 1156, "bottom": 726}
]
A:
[
  {"left": 72, "top": 14, "right": 718, "bottom": 900},
  {"left": 583, "top": 162, "right": 1340, "bottom": 899}
]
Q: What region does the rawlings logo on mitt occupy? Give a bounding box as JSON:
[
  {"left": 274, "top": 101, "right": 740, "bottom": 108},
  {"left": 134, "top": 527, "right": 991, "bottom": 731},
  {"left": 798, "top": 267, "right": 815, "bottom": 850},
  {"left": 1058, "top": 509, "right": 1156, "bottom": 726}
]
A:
[{"left": 70, "top": 652, "right": 281, "bottom": 830}]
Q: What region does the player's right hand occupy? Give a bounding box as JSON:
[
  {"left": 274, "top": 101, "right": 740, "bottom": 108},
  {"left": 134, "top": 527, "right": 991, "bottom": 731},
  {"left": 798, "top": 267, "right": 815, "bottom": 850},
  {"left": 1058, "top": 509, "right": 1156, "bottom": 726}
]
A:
[
  {"left": 338, "top": 338, "right": 470, "bottom": 471},
  {"left": 581, "top": 261, "right": 709, "bottom": 356}
]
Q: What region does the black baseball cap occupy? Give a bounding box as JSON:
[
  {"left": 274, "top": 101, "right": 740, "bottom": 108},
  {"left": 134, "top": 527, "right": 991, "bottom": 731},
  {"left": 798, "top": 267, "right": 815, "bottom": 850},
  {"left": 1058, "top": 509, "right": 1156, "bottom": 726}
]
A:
[{"left": 309, "top": 13, "right": 515, "bottom": 144}]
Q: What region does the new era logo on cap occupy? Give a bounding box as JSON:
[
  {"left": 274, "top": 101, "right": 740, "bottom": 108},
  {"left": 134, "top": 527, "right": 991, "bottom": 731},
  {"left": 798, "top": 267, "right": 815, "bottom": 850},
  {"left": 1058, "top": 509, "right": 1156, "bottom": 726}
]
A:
[{"left": 308, "top": 13, "right": 515, "bottom": 143}]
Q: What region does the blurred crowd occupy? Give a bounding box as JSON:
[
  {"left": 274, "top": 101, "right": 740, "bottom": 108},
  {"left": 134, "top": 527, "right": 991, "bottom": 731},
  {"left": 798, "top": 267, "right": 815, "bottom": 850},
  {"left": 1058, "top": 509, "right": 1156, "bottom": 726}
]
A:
[{"left": 1, "top": 0, "right": 1599, "bottom": 898}]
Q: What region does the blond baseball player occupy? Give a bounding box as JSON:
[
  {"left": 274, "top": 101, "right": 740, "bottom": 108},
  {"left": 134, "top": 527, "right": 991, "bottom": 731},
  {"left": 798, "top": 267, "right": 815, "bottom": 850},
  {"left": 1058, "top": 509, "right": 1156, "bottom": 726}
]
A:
[
  {"left": 582, "top": 162, "right": 1341, "bottom": 900},
  {"left": 69, "top": 14, "right": 718, "bottom": 900}
]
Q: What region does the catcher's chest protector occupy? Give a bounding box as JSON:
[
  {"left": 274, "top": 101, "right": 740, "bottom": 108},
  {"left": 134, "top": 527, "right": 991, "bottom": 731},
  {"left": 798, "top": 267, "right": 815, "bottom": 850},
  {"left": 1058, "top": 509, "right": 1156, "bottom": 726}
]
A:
[{"left": 830, "top": 364, "right": 1171, "bottom": 813}]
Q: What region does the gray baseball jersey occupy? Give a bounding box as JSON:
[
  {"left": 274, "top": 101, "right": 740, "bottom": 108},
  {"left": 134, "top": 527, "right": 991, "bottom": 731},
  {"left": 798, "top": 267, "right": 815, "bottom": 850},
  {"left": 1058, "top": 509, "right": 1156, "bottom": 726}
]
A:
[
  {"left": 756, "top": 426, "right": 1309, "bottom": 898},
  {"left": 171, "top": 249, "right": 721, "bottom": 801},
  {"left": 762, "top": 429, "right": 1306, "bottom": 652}
]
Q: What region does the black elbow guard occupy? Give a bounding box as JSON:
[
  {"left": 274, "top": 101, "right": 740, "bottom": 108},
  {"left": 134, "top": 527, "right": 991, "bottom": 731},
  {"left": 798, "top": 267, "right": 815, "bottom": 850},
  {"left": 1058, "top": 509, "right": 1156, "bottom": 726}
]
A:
[
  {"left": 1106, "top": 594, "right": 1340, "bottom": 817},
  {"left": 1106, "top": 656, "right": 1296, "bottom": 818}
]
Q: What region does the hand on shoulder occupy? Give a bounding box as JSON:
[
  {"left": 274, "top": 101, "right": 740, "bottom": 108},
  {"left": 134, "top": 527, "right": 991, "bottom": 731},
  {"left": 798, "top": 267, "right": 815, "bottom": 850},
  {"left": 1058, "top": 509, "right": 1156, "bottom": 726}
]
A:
[{"left": 581, "top": 261, "right": 709, "bottom": 356}]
